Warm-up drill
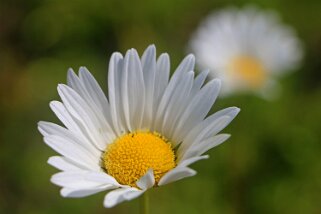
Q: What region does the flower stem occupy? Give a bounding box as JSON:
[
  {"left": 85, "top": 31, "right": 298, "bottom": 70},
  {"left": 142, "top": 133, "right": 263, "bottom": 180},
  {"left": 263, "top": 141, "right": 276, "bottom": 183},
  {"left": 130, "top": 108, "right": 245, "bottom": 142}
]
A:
[{"left": 140, "top": 191, "right": 149, "bottom": 214}]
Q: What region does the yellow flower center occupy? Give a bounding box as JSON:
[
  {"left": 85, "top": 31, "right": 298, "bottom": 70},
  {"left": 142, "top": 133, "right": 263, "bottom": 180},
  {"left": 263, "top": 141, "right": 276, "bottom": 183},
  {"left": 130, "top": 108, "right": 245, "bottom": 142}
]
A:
[
  {"left": 103, "top": 131, "right": 176, "bottom": 187},
  {"left": 229, "top": 56, "right": 266, "bottom": 88}
]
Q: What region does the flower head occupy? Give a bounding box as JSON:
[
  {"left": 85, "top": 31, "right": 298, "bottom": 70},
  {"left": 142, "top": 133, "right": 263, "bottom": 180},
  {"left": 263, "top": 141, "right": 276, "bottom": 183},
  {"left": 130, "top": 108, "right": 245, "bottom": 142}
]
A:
[
  {"left": 189, "top": 6, "right": 303, "bottom": 98},
  {"left": 38, "top": 45, "right": 239, "bottom": 208}
]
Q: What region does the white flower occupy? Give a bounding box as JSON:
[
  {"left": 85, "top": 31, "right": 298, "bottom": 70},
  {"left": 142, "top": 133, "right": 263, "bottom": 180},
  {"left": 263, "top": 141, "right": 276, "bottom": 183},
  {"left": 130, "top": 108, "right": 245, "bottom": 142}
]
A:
[
  {"left": 189, "top": 6, "right": 303, "bottom": 98},
  {"left": 38, "top": 45, "right": 239, "bottom": 208}
]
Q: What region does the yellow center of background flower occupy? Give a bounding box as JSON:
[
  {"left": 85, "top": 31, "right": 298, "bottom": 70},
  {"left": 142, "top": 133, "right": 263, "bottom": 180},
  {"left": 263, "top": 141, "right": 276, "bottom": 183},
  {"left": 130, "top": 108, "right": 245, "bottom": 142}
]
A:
[
  {"left": 230, "top": 56, "right": 266, "bottom": 88},
  {"left": 103, "top": 132, "right": 176, "bottom": 188}
]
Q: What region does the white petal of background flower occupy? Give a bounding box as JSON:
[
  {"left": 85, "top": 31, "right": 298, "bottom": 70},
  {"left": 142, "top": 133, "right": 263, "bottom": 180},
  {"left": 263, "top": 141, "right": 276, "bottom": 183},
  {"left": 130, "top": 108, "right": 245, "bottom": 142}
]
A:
[{"left": 189, "top": 6, "right": 303, "bottom": 97}]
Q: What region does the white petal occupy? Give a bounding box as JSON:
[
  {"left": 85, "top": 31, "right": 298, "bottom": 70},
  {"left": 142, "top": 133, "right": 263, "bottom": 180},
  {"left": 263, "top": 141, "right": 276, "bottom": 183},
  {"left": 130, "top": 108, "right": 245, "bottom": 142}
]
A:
[
  {"left": 173, "top": 54, "right": 195, "bottom": 80},
  {"left": 77, "top": 67, "right": 116, "bottom": 141},
  {"left": 153, "top": 53, "right": 170, "bottom": 118},
  {"left": 67, "top": 68, "right": 84, "bottom": 95},
  {"left": 108, "top": 52, "right": 126, "bottom": 135},
  {"left": 78, "top": 67, "right": 113, "bottom": 125},
  {"left": 58, "top": 84, "right": 112, "bottom": 150},
  {"left": 67, "top": 67, "right": 112, "bottom": 130},
  {"left": 172, "top": 78, "right": 221, "bottom": 144},
  {"left": 177, "top": 155, "right": 209, "bottom": 167},
  {"left": 180, "top": 134, "right": 230, "bottom": 161},
  {"left": 154, "top": 54, "right": 194, "bottom": 131},
  {"left": 38, "top": 121, "right": 100, "bottom": 157},
  {"left": 158, "top": 167, "right": 196, "bottom": 186},
  {"left": 136, "top": 169, "right": 155, "bottom": 190},
  {"left": 49, "top": 101, "right": 83, "bottom": 135},
  {"left": 38, "top": 121, "right": 59, "bottom": 137},
  {"left": 47, "top": 156, "right": 83, "bottom": 171},
  {"left": 43, "top": 135, "right": 100, "bottom": 170},
  {"left": 161, "top": 71, "right": 194, "bottom": 139},
  {"left": 190, "top": 69, "right": 209, "bottom": 97},
  {"left": 178, "top": 107, "right": 240, "bottom": 158},
  {"left": 51, "top": 171, "right": 120, "bottom": 188},
  {"left": 49, "top": 101, "right": 101, "bottom": 153},
  {"left": 141, "top": 45, "right": 156, "bottom": 128},
  {"left": 121, "top": 49, "right": 145, "bottom": 131},
  {"left": 177, "top": 116, "right": 232, "bottom": 160},
  {"left": 104, "top": 187, "right": 144, "bottom": 208},
  {"left": 61, "top": 186, "right": 116, "bottom": 198}
]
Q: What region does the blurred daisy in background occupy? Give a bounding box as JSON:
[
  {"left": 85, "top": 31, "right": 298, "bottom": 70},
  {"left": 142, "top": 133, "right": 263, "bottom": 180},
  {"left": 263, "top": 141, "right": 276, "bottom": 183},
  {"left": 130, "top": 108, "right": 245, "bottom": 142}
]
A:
[
  {"left": 38, "top": 45, "right": 239, "bottom": 208},
  {"left": 189, "top": 6, "right": 303, "bottom": 98}
]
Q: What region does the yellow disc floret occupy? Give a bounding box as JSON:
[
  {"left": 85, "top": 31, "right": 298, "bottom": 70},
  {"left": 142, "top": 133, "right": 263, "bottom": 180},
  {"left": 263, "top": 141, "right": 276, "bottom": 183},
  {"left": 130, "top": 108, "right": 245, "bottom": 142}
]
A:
[
  {"left": 103, "top": 131, "right": 176, "bottom": 188},
  {"left": 229, "top": 56, "right": 266, "bottom": 88}
]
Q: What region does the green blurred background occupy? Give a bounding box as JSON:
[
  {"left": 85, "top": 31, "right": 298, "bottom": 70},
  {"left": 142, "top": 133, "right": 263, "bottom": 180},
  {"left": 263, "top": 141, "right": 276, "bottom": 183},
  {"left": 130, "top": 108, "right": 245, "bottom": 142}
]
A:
[{"left": 1, "top": 0, "right": 321, "bottom": 213}]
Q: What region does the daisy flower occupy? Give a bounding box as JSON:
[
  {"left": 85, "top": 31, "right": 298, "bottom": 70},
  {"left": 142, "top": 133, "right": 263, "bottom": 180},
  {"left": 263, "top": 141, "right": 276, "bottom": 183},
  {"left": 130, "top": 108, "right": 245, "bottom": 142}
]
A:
[
  {"left": 38, "top": 45, "right": 239, "bottom": 208},
  {"left": 189, "top": 6, "right": 303, "bottom": 97}
]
